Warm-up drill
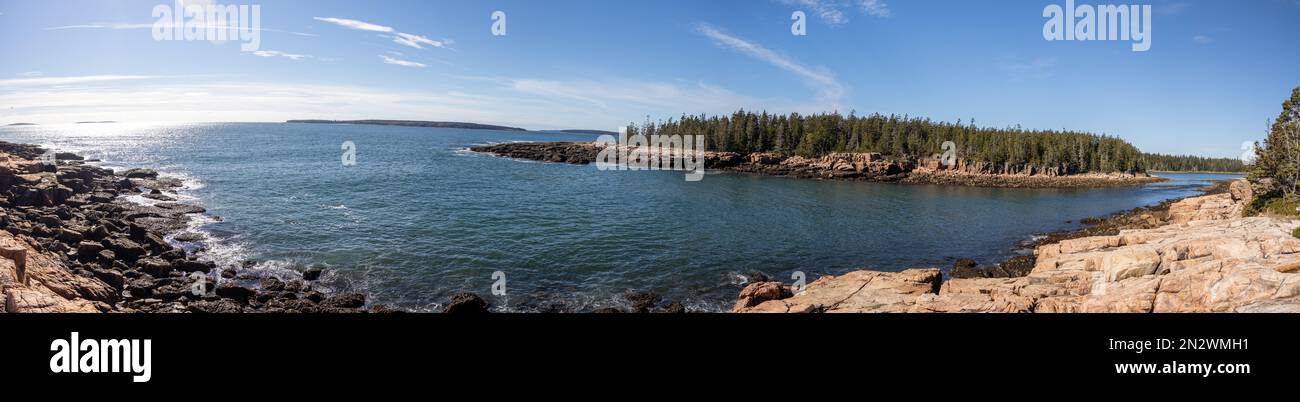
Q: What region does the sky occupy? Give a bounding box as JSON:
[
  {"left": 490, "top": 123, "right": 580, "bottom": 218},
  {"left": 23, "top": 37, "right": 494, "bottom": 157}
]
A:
[{"left": 1, "top": 0, "right": 1298, "bottom": 158}]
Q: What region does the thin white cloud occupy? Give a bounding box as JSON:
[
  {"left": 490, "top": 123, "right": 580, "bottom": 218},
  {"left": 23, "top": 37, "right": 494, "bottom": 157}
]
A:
[
  {"left": 312, "top": 17, "right": 392, "bottom": 33},
  {"left": 0, "top": 75, "right": 161, "bottom": 88},
  {"left": 250, "top": 50, "right": 312, "bottom": 60},
  {"left": 380, "top": 55, "right": 427, "bottom": 68},
  {"left": 777, "top": 0, "right": 890, "bottom": 25},
  {"left": 780, "top": 0, "right": 848, "bottom": 25},
  {"left": 314, "top": 17, "right": 451, "bottom": 51},
  {"left": 858, "top": 0, "right": 891, "bottom": 17},
  {"left": 1192, "top": 35, "right": 1212, "bottom": 45},
  {"left": 696, "top": 24, "right": 844, "bottom": 105},
  {"left": 392, "top": 32, "right": 449, "bottom": 49}
]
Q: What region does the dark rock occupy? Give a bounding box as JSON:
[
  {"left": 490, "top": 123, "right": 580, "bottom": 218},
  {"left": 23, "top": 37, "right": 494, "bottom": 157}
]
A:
[
  {"left": 126, "top": 277, "right": 157, "bottom": 299},
  {"left": 175, "top": 259, "right": 213, "bottom": 273},
  {"left": 56, "top": 228, "right": 83, "bottom": 244},
  {"left": 323, "top": 293, "right": 367, "bottom": 309},
  {"left": 949, "top": 258, "right": 982, "bottom": 278},
  {"left": 259, "top": 277, "right": 286, "bottom": 291},
  {"left": 592, "top": 307, "right": 623, "bottom": 313},
  {"left": 660, "top": 302, "right": 686, "bottom": 314},
  {"left": 369, "top": 305, "right": 404, "bottom": 313},
  {"left": 76, "top": 240, "right": 104, "bottom": 258},
  {"left": 188, "top": 299, "right": 245, "bottom": 313},
  {"left": 135, "top": 258, "right": 172, "bottom": 277},
  {"left": 37, "top": 215, "right": 61, "bottom": 227},
  {"left": 88, "top": 192, "right": 115, "bottom": 203},
  {"left": 215, "top": 284, "right": 255, "bottom": 303},
  {"left": 623, "top": 290, "right": 661, "bottom": 313},
  {"left": 302, "top": 266, "right": 324, "bottom": 281},
  {"left": 101, "top": 237, "right": 146, "bottom": 261},
  {"left": 158, "top": 249, "right": 185, "bottom": 262},
  {"left": 122, "top": 168, "right": 158, "bottom": 179},
  {"left": 441, "top": 292, "right": 488, "bottom": 313},
  {"left": 220, "top": 268, "right": 237, "bottom": 279},
  {"left": 90, "top": 268, "right": 126, "bottom": 290},
  {"left": 96, "top": 249, "right": 117, "bottom": 264}
]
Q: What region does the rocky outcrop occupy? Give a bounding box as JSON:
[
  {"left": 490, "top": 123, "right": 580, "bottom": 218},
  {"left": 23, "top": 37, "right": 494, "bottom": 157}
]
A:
[
  {"left": 0, "top": 141, "right": 366, "bottom": 313},
  {"left": 472, "top": 142, "right": 1163, "bottom": 188},
  {"left": 736, "top": 180, "right": 1300, "bottom": 313},
  {"left": 1167, "top": 180, "right": 1252, "bottom": 224},
  {"left": 736, "top": 269, "right": 942, "bottom": 313}
]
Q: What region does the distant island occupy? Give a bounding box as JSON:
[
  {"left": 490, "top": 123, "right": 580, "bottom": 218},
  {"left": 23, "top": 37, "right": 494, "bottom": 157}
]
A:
[
  {"left": 287, "top": 119, "right": 526, "bottom": 132},
  {"left": 557, "top": 129, "right": 618, "bottom": 135},
  {"left": 6, "top": 123, "right": 37, "bottom": 126}
]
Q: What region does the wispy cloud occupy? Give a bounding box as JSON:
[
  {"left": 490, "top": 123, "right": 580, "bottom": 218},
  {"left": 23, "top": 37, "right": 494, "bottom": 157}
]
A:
[
  {"left": 380, "top": 55, "right": 427, "bottom": 68},
  {"left": 312, "top": 17, "right": 392, "bottom": 33},
  {"left": 858, "top": 0, "right": 891, "bottom": 17},
  {"left": 392, "top": 32, "right": 450, "bottom": 49},
  {"left": 0, "top": 75, "right": 162, "bottom": 88},
  {"left": 251, "top": 50, "right": 312, "bottom": 60},
  {"left": 777, "top": 0, "right": 890, "bottom": 25},
  {"left": 314, "top": 16, "right": 451, "bottom": 51},
  {"left": 696, "top": 24, "right": 844, "bottom": 106},
  {"left": 1192, "top": 35, "right": 1212, "bottom": 45}
]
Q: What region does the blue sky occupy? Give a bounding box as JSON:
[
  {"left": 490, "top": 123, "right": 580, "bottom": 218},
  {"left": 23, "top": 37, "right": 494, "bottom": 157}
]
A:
[{"left": 1, "top": 0, "right": 1297, "bottom": 157}]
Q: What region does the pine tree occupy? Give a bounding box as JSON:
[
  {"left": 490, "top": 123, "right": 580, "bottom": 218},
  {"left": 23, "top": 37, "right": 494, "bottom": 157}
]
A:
[{"left": 1249, "top": 87, "right": 1300, "bottom": 198}]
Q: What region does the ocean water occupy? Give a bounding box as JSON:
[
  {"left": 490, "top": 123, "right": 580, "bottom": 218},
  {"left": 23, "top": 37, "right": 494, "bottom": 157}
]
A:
[{"left": 0, "top": 123, "right": 1242, "bottom": 312}]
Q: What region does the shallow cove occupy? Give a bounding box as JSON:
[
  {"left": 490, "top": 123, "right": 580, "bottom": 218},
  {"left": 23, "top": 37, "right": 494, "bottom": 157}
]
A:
[{"left": 0, "top": 122, "right": 1241, "bottom": 312}]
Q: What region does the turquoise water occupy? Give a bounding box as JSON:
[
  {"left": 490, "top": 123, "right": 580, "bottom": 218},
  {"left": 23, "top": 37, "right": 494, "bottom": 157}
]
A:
[{"left": 0, "top": 123, "right": 1242, "bottom": 311}]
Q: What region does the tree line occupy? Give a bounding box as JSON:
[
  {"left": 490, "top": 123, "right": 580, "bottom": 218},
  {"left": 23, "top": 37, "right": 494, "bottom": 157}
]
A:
[
  {"left": 625, "top": 110, "right": 1237, "bottom": 174},
  {"left": 1142, "top": 153, "right": 1245, "bottom": 172}
]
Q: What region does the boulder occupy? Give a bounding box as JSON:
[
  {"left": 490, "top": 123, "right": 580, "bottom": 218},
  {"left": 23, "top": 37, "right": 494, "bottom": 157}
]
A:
[
  {"left": 302, "top": 266, "right": 324, "bottom": 281},
  {"left": 442, "top": 292, "right": 489, "bottom": 313},
  {"left": 323, "top": 293, "right": 367, "bottom": 309},
  {"left": 215, "top": 284, "right": 255, "bottom": 303},
  {"left": 733, "top": 281, "right": 793, "bottom": 310},
  {"left": 122, "top": 168, "right": 159, "bottom": 179},
  {"left": 135, "top": 258, "right": 172, "bottom": 277},
  {"left": 101, "top": 237, "right": 146, "bottom": 261},
  {"left": 1101, "top": 246, "right": 1161, "bottom": 282}
]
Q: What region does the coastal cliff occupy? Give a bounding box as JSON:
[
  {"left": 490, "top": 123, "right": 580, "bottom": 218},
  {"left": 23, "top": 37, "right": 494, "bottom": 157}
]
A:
[
  {"left": 471, "top": 141, "right": 1163, "bottom": 188},
  {"left": 0, "top": 142, "right": 367, "bottom": 313},
  {"left": 735, "top": 180, "right": 1300, "bottom": 313}
]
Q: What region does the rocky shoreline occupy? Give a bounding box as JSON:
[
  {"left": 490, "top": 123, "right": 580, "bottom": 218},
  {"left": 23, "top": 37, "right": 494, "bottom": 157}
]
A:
[
  {"left": 734, "top": 179, "right": 1300, "bottom": 313},
  {"left": 950, "top": 178, "right": 1239, "bottom": 279},
  {"left": 0, "top": 141, "right": 369, "bottom": 313},
  {"left": 470, "top": 141, "right": 1165, "bottom": 188}
]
